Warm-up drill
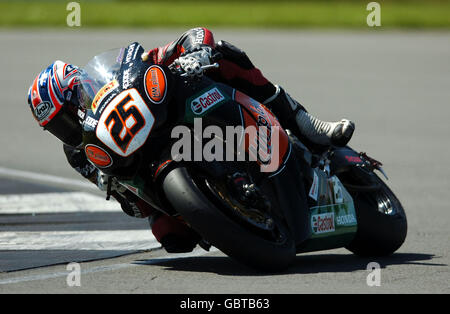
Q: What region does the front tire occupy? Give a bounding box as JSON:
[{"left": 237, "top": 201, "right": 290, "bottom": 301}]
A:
[{"left": 161, "top": 167, "right": 296, "bottom": 272}]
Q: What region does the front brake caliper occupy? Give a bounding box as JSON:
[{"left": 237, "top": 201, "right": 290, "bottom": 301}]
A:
[{"left": 228, "top": 172, "right": 271, "bottom": 212}]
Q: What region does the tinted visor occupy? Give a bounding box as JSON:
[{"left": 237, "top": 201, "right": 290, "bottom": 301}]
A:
[{"left": 44, "top": 107, "right": 82, "bottom": 147}]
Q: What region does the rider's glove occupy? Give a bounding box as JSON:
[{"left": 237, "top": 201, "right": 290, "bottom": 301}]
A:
[{"left": 176, "top": 46, "right": 213, "bottom": 78}]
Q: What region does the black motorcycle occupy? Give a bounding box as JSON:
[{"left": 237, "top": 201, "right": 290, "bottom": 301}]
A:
[{"left": 77, "top": 42, "right": 407, "bottom": 271}]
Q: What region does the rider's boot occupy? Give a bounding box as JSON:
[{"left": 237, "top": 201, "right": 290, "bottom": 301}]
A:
[{"left": 263, "top": 85, "right": 355, "bottom": 147}]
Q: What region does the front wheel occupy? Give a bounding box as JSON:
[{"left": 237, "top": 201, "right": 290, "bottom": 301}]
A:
[
  {"left": 341, "top": 170, "right": 407, "bottom": 257},
  {"left": 161, "top": 167, "right": 296, "bottom": 272}
]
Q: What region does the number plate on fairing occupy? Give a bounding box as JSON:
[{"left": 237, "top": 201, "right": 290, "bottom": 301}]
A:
[{"left": 96, "top": 88, "right": 155, "bottom": 157}]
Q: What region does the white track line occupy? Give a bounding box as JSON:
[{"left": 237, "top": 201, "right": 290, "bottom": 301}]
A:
[
  {"left": 0, "top": 192, "right": 121, "bottom": 214},
  {"left": 0, "top": 264, "right": 134, "bottom": 285},
  {"left": 0, "top": 230, "right": 159, "bottom": 251},
  {"left": 0, "top": 248, "right": 215, "bottom": 285},
  {"left": 0, "top": 167, "right": 96, "bottom": 190}
]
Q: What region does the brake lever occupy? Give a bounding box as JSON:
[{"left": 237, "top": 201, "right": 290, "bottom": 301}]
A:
[{"left": 179, "top": 63, "right": 219, "bottom": 77}]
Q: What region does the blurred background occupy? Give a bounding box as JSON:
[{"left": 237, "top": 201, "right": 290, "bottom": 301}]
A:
[{"left": 1, "top": 0, "right": 449, "bottom": 29}]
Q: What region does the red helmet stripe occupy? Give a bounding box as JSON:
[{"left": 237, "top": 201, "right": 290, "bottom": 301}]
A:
[
  {"left": 62, "top": 63, "right": 78, "bottom": 80},
  {"left": 48, "top": 76, "right": 63, "bottom": 107},
  {"left": 31, "top": 76, "right": 42, "bottom": 107}
]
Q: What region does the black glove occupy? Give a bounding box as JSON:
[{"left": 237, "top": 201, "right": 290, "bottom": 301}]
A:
[{"left": 175, "top": 45, "right": 223, "bottom": 78}]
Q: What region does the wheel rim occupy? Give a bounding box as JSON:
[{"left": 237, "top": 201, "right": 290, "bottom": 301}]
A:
[
  {"left": 199, "top": 176, "right": 288, "bottom": 244},
  {"left": 376, "top": 189, "right": 396, "bottom": 215}
]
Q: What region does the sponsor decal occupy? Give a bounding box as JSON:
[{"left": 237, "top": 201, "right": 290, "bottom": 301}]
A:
[
  {"left": 311, "top": 212, "right": 335, "bottom": 234},
  {"left": 194, "top": 28, "right": 205, "bottom": 44},
  {"left": 85, "top": 145, "right": 112, "bottom": 168},
  {"left": 336, "top": 214, "right": 357, "bottom": 226},
  {"left": 91, "top": 80, "right": 119, "bottom": 114},
  {"left": 122, "top": 67, "right": 132, "bottom": 89},
  {"left": 233, "top": 89, "right": 289, "bottom": 173},
  {"left": 330, "top": 176, "right": 344, "bottom": 204},
  {"left": 83, "top": 116, "right": 98, "bottom": 129},
  {"left": 345, "top": 155, "right": 363, "bottom": 163},
  {"left": 34, "top": 101, "right": 55, "bottom": 122},
  {"left": 190, "top": 87, "right": 225, "bottom": 115},
  {"left": 309, "top": 171, "right": 319, "bottom": 201},
  {"left": 144, "top": 65, "right": 167, "bottom": 104},
  {"left": 125, "top": 184, "right": 139, "bottom": 195},
  {"left": 98, "top": 92, "right": 117, "bottom": 116},
  {"left": 124, "top": 43, "right": 136, "bottom": 64},
  {"left": 257, "top": 115, "right": 269, "bottom": 127},
  {"left": 77, "top": 108, "right": 86, "bottom": 120}
]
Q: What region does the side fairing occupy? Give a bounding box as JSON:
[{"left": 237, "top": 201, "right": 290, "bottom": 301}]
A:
[{"left": 181, "top": 81, "right": 290, "bottom": 175}]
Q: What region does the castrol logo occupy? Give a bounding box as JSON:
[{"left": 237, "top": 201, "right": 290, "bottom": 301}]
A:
[
  {"left": 34, "top": 101, "right": 55, "bottom": 123},
  {"left": 190, "top": 87, "right": 225, "bottom": 115},
  {"left": 311, "top": 212, "right": 335, "bottom": 234}
]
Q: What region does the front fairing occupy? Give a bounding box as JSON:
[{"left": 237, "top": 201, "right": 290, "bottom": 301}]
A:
[{"left": 79, "top": 42, "right": 173, "bottom": 178}]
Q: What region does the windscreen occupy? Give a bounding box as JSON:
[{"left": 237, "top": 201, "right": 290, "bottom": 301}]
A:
[{"left": 77, "top": 48, "right": 125, "bottom": 110}]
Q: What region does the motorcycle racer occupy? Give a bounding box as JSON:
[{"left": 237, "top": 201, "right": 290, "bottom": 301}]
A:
[
  {"left": 145, "top": 27, "right": 354, "bottom": 147},
  {"left": 27, "top": 27, "right": 355, "bottom": 253}
]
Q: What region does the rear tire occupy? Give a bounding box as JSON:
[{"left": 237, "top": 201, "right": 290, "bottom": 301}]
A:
[
  {"left": 161, "top": 167, "right": 296, "bottom": 272},
  {"left": 343, "top": 173, "right": 407, "bottom": 257}
]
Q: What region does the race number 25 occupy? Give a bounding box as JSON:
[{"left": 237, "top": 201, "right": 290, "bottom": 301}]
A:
[{"left": 97, "top": 89, "right": 154, "bottom": 157}]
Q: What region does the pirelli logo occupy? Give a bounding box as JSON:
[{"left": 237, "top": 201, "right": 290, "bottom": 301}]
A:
[{"left": 92, "top": 80, "right": 119, "bottom": 114}]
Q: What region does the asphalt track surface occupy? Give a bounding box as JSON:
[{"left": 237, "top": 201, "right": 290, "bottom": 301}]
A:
[{"left": 0, "top": 29, "right": 449, "bottom": 294}]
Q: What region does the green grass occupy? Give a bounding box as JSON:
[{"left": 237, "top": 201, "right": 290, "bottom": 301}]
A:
[{"left": 0, "top": 0, "right": 449, "bottom": 29}]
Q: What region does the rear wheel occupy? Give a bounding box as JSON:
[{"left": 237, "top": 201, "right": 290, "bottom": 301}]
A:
[
  {"left": 339, "top": 169, "right": 407, "bottom": 257},
  {"left": 161, "top": 167, "right": 296, "bottom": 272}
]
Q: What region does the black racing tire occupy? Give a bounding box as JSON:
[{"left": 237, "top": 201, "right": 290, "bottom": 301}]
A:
[
  {"left": 344, "top": 173, "right": 407, "bottom": 257},
  {"left": 161, "top": 167, "right": 296, "bottom": 272}
]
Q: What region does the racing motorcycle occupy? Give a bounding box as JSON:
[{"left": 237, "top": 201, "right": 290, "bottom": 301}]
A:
[{"left": 78, "top": 42, "right": 407, "bottom": 271}]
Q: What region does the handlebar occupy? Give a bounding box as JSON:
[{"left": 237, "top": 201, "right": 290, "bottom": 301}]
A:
[{"left": 179, "top": 63, "right": 220, "bottom": 77}]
